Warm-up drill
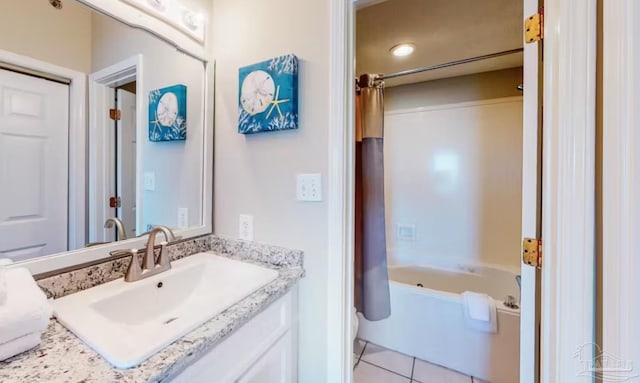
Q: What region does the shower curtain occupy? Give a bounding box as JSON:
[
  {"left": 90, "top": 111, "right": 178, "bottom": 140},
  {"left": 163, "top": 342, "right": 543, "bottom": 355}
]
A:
[{"left": 354, "top": 74, "right": 391, "bottom": 321}]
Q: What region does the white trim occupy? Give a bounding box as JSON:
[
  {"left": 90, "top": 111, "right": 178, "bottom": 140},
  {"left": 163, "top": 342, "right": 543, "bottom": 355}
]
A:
[
  {"left": 326, "top": 0, "right": 354, "bottom": 381},
  {"left": 0, "top": 49, "right": 87, "bottom": 253},
  {"left": 201, "top": 61, "right": 214, "bottom": 239},
  {"left": 603, "top": 0, "right": 639, "bottom": 377},
  {"left": 89, "top": 56, "right": 142, "bottom": 243},
  {"left": 541, "top": 0, "right": 597, "bottom": 382},
  {"left": 384, "top": 96, "right": 523, "bottom": 116}
]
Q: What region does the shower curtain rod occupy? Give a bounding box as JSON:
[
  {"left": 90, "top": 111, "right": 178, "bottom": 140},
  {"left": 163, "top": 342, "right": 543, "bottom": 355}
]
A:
[{"left": 379, "top": 48, "right": 524, "bottom": 80}]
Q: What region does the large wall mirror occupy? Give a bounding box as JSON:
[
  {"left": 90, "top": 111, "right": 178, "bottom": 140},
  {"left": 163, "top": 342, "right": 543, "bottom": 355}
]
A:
[{"left": 0, "top": 0, "right": 213, "bottom": 274}]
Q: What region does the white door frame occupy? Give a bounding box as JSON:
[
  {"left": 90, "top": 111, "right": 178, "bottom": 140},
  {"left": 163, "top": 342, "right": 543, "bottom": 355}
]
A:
[
  {"left": 603, "top": 0, "right": 640, "bottom": 380},
  {"left": 520, "top": 0, "right": 541, "bottom": 381},
  {"left": 326, "top": 0, "right": 598, "bottom": 382},
  {"left": 540, "top": 0, "right": 597, "bottom": 381},
  {"left": 0, "top": 49, "right": 86, "bottom": 251},
  {"left": 89, "top": 55, "right": 143, "bottom": 243}
]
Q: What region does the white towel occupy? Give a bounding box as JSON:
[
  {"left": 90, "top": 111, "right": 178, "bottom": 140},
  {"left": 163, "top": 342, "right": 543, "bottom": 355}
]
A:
[
  {"left": 0, "top": 332, "right": 41, "bottom": 361},
  {"left": 0, "top": 258, "right": 12, "bottom": 305},
  {"left": 462, "top": 291, "right": 497, "bottom": 334},
  {"left": 0, "top": 268, "right": 51, "bottom": 345}
]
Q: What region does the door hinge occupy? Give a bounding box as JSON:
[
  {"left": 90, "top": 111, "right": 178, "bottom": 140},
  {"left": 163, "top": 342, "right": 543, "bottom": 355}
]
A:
[
  {"left": 522, "top": 238, "right": 542, "bottom": 269},
  {"left": 525, "top": 8, "right": 544, "bottom": 43},
  {"left": 109, "top": 196, "right": 121, "bottom": 208},
  {"left": 109, "top": 108, "right": 121, "bottom": 121}
]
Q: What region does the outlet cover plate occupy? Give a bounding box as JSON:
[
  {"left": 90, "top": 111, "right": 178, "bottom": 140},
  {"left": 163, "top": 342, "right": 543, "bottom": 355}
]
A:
[
  {"left": 239, "top": 214, "right": 254, "bottom": 241},
  {"left": 143, "top": 172, "right": 155, "bottom": 191},
  {"left": 296, "top": 173, "right": 322, "bottom": 202}
]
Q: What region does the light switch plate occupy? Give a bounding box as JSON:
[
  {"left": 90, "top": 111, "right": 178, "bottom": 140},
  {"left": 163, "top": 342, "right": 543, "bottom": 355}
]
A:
[
  {"left": 296, "top": 174, "right": 322, "bottom": 202},
  {"left": 239, "top": 214, "right": 254, "bottom": 241},
  {"left": 143, "top": 172, "right": 155, "bottom": 191},
  {"left": 177, "top": 208, "right": 189, "bottom": 229}
]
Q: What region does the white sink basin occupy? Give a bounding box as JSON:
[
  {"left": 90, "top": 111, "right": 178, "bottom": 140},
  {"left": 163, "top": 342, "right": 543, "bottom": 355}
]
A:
[{"left": 52, "top": 253, "right": 279, "bottom": 369}]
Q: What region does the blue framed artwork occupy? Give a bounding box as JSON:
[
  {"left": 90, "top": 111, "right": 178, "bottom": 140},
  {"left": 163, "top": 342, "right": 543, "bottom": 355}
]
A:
[
  {"left": 149, "top": 84, "right": 187, "bottom": 142},
  {"left": 238, "top": 54, "right": 299, "bottom": 134}
]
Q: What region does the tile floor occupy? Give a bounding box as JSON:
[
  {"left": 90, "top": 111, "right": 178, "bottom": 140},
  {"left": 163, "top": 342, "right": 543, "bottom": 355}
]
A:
[{"left": 353, "top": 339, "right": 486, "bottom": 383}]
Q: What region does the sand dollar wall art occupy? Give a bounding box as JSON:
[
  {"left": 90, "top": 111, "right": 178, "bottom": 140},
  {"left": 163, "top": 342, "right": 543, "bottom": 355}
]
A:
[
  {"left": 238, "top": 54, "right": 299, "bottom": 134},
  {"left": 149, "top": 84, "right": 187, "bottom": 142}
]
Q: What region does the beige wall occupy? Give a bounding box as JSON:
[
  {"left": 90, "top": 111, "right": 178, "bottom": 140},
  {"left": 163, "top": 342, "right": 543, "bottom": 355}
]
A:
[
  {"left": 211, "top": 0, "right": 330, "bottom": 381},
  {"left": 385, "top": 67, "right": 524, "bottom": 110},
  {"left": 0, "top": 0, "right": 92, "bottom": 73}
]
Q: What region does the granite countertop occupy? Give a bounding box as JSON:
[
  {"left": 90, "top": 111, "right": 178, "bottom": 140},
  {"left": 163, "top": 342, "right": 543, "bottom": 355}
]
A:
[{"left": 0, "top": 240, "right": 304, "bottom": 383}]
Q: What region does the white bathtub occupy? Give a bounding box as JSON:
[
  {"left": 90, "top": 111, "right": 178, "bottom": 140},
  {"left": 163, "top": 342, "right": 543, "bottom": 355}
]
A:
[{"left": 357, "top": 263, "right": 520, "bottom": 383}]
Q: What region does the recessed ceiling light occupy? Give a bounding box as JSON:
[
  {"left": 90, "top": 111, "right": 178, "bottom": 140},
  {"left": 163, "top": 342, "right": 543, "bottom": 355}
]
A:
[{"left": 390, "top": 43, "right": 415, "bottom": 57}]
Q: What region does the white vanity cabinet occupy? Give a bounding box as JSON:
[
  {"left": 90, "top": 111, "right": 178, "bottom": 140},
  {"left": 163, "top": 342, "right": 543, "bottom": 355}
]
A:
[{"left": 170, "top": 291, "right": 297, "bottom": 383}]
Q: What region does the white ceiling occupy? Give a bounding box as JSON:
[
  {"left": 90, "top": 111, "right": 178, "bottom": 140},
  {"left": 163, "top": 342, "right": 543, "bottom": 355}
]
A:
[{"left": 356, "top": 0, "right": 524, "bottom": 87}]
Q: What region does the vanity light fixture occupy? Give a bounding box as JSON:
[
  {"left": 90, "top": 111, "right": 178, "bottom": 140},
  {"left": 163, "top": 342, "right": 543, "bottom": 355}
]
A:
[
  {"left": 146, "top": 0, "right": 169, "bottom": 11},
  {"left": 121, "top": 0, "right": 205, "bottom": 42},
  {"left": 181, "top": 9, "right": 203, "bottom": 31},
  {"left": 390, "top": 43, "right": 415, "bottom": 57}
]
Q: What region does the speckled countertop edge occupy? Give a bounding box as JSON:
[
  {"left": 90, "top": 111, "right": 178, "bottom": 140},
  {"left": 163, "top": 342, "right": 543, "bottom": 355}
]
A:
[{"left": 0, "top": 238, "right": 304, "bottom": 383}]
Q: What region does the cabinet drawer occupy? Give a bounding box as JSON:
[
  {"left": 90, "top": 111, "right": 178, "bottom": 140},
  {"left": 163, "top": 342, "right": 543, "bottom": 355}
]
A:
[
  {"left": 236, "top": 330, "right": 294, "bottom": 383},
  {"left": 171, "top": 291, "right": 294, "bottom": 383}
]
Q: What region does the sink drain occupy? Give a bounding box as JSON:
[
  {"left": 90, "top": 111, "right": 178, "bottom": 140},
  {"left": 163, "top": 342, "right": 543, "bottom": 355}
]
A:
[{"left": 163, "top": 317, "right": 178, "bottom": 325}]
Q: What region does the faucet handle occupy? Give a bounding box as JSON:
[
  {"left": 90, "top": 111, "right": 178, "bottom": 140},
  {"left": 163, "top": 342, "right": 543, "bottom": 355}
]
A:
[
  {"left": 124, "top": 249, "right": 143, "bottom": 282},
  {"left": 157, "top": 241, "right": 171, "bottom": 269}
]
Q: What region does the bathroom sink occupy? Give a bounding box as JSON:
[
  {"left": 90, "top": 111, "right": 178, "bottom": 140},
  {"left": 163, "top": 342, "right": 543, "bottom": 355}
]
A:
[{"left": 52, "top": 253, "right": 279, "bottom": 369}]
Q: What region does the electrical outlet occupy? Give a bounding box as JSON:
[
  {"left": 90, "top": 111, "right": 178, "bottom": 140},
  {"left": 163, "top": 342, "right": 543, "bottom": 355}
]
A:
[
  {"left": 143, "top": 172, "right": 155, "bottom": 191},
  {"left": 397, "top": 224, "right": 416, "bottom": 241},
  {"left": 177, "top": 208, "right": 189, "bottom": 229},
  {"left": 239, "top": 214, "right": 254, "bottom": 241},
  {"left": 296, "top": 174, "right": 322, "bottom": 202}
]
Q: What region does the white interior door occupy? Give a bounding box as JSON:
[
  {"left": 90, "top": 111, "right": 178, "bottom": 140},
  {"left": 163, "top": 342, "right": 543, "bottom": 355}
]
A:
[
  {"left": 116, "top": 89, "right": 137, "bottom": 238},
  {"left": 520, "top": 0, "right": 542, "bottom": 381},
  {"left": 0, "top": 69, "right": 69, "bottom": 260}
]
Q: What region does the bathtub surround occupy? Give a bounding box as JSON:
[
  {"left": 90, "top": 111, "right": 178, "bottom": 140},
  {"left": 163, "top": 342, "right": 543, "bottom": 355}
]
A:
[
  {"left": 0, "top": 236, "right": 304, "bottom": 382},
  {"left": 383, "top": 96, "right": 523, "bottom": 269},
  {"left": 354, "top": 73, "right": 391, "bottom": 321}
]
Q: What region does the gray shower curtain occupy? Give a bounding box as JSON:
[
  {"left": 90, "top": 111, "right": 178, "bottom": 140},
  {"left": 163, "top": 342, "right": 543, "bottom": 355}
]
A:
[{"left": 354, "top": 74, "right": 391, "bottom": 321}]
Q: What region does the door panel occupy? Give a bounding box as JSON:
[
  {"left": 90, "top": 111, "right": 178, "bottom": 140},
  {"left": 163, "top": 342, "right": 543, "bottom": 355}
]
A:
[
  {"left": 0, "top": 69, "right": 69, "bottom": 260},
  {"left": 116, "top": 89, "right": 136, "bottom": 238}
]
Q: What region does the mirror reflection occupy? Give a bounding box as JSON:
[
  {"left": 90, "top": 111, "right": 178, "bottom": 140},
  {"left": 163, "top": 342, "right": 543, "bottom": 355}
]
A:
[{"left": 0, "top": 0, "right": 206, "bottom": 261}]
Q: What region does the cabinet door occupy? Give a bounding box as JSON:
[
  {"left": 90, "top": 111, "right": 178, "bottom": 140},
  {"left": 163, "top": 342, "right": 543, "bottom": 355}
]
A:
[{"left": 236, "top": 331, "right": 294, "bottom": 383}]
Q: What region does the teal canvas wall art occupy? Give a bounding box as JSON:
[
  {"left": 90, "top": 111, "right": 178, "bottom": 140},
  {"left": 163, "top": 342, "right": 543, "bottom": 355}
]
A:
[
  {"left": 149, "top": 84, "right": 187, "bottom": 142},
  {"left": 238, "top": 54, "right": 299, "bottom": 134}
]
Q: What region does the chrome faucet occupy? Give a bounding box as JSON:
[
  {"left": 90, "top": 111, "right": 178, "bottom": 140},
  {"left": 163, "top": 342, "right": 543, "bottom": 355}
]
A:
[
  {"left": 104, "top": 217, "right": 127, "bottom": 240},
  {"left": 123, "top": 225, "right": 176, "bottom": 282}
]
